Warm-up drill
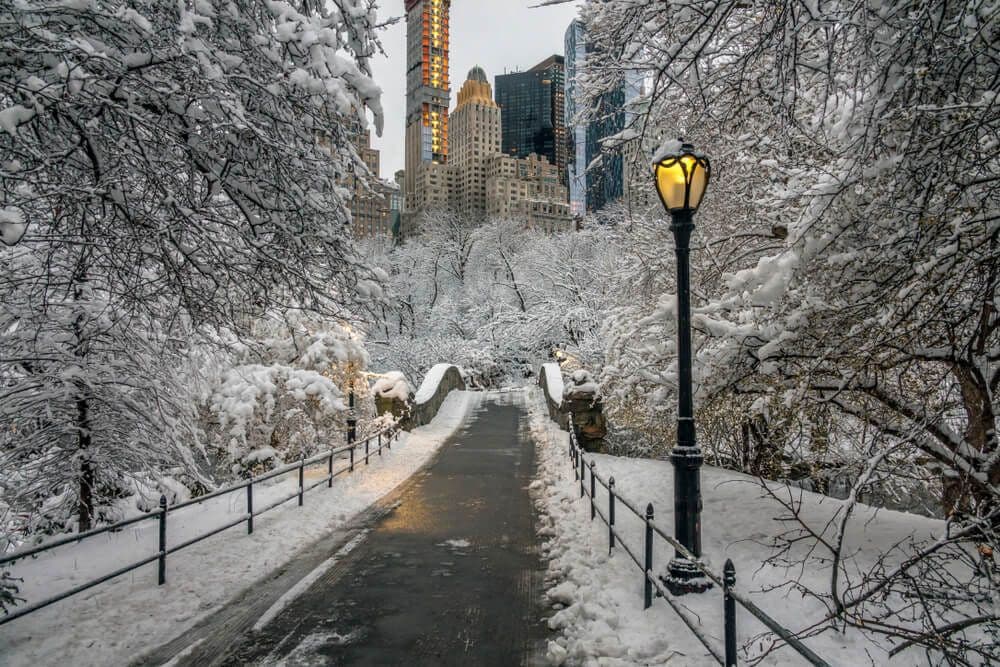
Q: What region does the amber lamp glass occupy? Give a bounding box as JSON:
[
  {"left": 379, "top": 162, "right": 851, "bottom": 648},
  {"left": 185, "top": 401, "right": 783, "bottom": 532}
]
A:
[{"left": 653, "top": 141, "right": 711, "bottom": 213}]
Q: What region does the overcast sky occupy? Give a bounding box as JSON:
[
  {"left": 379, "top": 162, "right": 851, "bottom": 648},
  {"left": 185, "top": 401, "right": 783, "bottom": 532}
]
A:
[{"left": 368, "top": 0, "right": 582, "bottom": 179}]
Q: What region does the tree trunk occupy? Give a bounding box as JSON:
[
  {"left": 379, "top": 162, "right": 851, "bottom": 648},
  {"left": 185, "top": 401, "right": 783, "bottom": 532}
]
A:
[
  {"left": 77, "top": 393, "right": 94, "bottom": 532},
  {"left": 945, "top": 364, "right": 999, "bottom": 525}
]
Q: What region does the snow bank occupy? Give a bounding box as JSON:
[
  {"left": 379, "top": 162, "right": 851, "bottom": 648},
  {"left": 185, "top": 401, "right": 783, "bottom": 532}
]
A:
[
  {"left": 541, "top": 362, "right": 563, "bottom": 405},
  {"left": 413, "top": 363, "right": 454, "bottom": 405},
  {"left": 0, "top": 392, "right": 481, "bottom": 667},
  {"left": 527, "top": 388, "right": 941, "bottom": 666}
]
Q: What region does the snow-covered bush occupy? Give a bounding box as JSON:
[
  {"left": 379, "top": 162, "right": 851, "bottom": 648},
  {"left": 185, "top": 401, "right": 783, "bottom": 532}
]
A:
[
  {"left": 372, "top": 371, "right": 413, "bottom": 403},
  {"left": 201, "top": 315, "right": 371, "bottom": 475}
]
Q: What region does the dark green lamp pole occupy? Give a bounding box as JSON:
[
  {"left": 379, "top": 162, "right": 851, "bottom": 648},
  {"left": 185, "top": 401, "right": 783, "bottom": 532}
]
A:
[{"left": 653, "top": 139, "right": 712, "bottom": 595}]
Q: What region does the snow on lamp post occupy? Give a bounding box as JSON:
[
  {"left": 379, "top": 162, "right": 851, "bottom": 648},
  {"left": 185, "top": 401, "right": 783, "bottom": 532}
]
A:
[{"left": 653, "top": 139, "right": 712, "bottom": 595}]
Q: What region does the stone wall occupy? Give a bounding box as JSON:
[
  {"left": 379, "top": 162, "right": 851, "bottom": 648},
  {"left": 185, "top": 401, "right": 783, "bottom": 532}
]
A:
[
  {"left": 538, "top": 363, "right": 568, "bottom": 430},
  {"left": 408, "top": 365, "right": 466, "bottom": 429},
  {"left": 538, "top": 364, "right": 606, "bottom": 453}
]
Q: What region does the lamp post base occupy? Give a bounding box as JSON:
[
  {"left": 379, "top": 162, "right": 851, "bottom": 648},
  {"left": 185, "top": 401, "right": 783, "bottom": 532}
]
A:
[{"left": 662, "top": 557, "right": 713, "bottom": 595}]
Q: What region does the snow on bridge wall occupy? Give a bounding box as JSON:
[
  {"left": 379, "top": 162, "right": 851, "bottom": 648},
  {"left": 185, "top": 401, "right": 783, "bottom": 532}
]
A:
[
  {"left": 538, "top": 363, "right": 607, "bottom": 453},
  {"left": 409, "top": 364, "right": 467, "bottom": 429},
  {"left": 539, "top": 363, "right": 568, "bottom": 430}
]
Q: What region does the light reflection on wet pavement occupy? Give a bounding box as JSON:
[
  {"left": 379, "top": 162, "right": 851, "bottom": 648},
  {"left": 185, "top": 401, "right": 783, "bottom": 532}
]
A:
[{"left": 214, "top": 393, "right": 547, "bottom": 666}]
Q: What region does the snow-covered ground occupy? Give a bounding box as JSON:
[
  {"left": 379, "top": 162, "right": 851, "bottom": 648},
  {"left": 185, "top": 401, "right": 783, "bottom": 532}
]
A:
[
  {"left": 527, "top": 387, "right": 943, "bottom": 666},
  {"left": 0, "top": 391, "right": 481, "bottom": 667}
]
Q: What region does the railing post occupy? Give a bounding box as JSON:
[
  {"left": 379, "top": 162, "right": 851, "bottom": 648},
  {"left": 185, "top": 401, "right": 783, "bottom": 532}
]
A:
[
  {"left": 298, "top": 459, "right": 305, "bottom": 506},
  {"left": 589, "top": 461, "right": 596, "bottom": 520},
  {"left": 365, "top": 438, "right": 370, "bottom": 465},
  {"left": 573, "top": 445, "right": 579, "bottom": 480},
  {"left": 579, "top": 456, "right": 585, "bottom": 498},
  {"left": 724, "top": 559, "right": 738, "bottom": 666},
  {"left": 350, "top": 446, "right": 355, "bottom": 472},
  {"left": 157, "top": 495, "right": 167, "bottom": 586},
  {"left": 246, "top": 482, "right": 254, "bottom": 534},
  {"left": 609, "top": 477, "right": 616, "bottom": 552},
  {"left": 378, "top": 433, "right": 382, "bottom": 457},
  {"left": 328, "top": 451, "right": 334, "bottom": 488},
  {"left": 644, "top": 503, "right": 654, "bottom": 609}
]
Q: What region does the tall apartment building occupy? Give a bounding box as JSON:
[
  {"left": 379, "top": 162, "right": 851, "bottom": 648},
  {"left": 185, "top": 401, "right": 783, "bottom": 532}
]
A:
[
  {"left": 404, "top": 0, "right": 451, "bottom": 209},
  {"left": 494, "top": 56, "right": 567, "bottom": 186},
  {"left": 565, "top": 20, "right": 642, "bottom": 214},
  {"left": 406, "top": 67, "right": 571, "bottom": 233},
  {"left": 345, "top": 130, "right": 394, "bottom": 244},
  {"left": 450, "top": 66, "right": 501, "bottom": 219},
  {"left": 486, "top": 153, "right": 571, "bottom": 233}
]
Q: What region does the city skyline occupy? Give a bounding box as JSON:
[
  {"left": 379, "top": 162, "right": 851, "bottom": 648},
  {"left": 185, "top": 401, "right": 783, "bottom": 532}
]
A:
[{"left": 371, "top": 0, "right": 581, "bottom": 179}]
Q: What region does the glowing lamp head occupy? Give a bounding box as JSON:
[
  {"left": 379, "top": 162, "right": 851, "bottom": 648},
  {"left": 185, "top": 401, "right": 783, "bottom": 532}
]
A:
[{"left": 652, "top": 139, "right": 710, "bottom": 214}]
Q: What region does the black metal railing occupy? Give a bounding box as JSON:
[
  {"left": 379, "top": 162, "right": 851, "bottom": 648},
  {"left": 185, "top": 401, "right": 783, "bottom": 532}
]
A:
[
  {"left": 564, "top": 415, "right": 831, "bottom": 667},
  {"left": 0, "top": 422, "right": 401, "bottom": 627}
]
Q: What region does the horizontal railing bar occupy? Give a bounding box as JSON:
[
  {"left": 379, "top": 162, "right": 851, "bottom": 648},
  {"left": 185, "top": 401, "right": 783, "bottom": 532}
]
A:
[
  {"left": 594, "top": 504, "right": 609, "bottom": 525},
  {"left": 647, "top": 570, "right": 726, "bottom": 665},
  {"left": 252, "top": 460, "right": 310, "bottom": 484},
  {"left": 253, "top": 489, "right": 301, "bottom": 517},
  {"left": 170, "top": 480, "right": 254, "bottom": 512},
  {"left": 0, "top": 509, "right": 163, "bottom": 566},
  {"left": 168, "top": 445, "right": 358, "bottom": 513},
  {"left": 0, "top": 420, "right": 402, "bottom": 628},
  {"left": 569, "top": 415, "right": 831, "bottom": 667},
  {"left": 0, "top": 551, "right": 162, "bottom": 626},
  {"left": 303, "top": 475, "right": 333, "bottom": 494},
  {"left": 725, "top": 589, "right": 832, "bottom": 666},
  {"left": 594, "top": 473, "right": 610, "bottom": 491},
  {"left": 166, "top": 515, "right": 250, "bottom": 555},
  {"left": 613, "top": 489, "right": 644, "bottom": 519},
  {"left": 615, "top": 528, "right": 644, "bottom": 572}
]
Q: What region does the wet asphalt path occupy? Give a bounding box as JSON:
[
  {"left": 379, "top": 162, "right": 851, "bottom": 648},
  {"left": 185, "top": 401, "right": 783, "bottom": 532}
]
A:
[{"left": 193, "top": 393, "right": 547, "bottom": 666}]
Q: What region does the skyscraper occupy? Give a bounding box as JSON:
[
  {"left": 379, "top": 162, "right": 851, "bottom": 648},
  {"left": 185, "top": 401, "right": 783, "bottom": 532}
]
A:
[
  {"left": 494, "top": 56, "right": 567, "bottom": 186},
  {"left": 565, "top": 20, "right": 642, "bottom": 214},
  {"left": 404, "top": 0, "right": 451, "bottom": 209},
  {"left": 450, "top": 66, "right": 501, "bottom": 219},
  {"left": 404, "top": 67, "right": 571, "bottom": 233}
]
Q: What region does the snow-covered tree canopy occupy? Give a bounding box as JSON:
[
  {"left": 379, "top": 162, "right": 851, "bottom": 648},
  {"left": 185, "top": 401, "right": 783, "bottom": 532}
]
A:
[
  {"left": 581, "top": 0, "right": 999, "bottom": 518},
  {"left": 0, "top": 0, "right": 388, "bottom": 536},
  {"left": 1, "top": 0, "right": 386, "bottom": 324}
]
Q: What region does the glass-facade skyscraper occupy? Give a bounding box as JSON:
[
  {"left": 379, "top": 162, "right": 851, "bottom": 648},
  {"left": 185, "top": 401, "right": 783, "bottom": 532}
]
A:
[
  {"left": 494, "top": 56, "right": 567, "bottom": 186},
  {"left": 404, "top": 0, "right": 451, "bottom": 209},
  {"left": 564, "top": 19, "right": 641, "bottom": 214}
]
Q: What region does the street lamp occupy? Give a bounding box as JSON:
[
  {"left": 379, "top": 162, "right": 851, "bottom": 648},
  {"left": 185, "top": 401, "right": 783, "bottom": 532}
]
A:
[{"left": 653, "top": 139, "right": 712, "bottom": 595}]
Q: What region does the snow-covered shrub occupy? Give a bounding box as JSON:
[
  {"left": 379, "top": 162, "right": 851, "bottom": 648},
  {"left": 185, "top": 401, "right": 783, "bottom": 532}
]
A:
[
  {"left": 201, "top": 316, "right": 371, "bottom": 475},
  {"left": 372, "top": 372, "right": 412, "bottom": 403}
]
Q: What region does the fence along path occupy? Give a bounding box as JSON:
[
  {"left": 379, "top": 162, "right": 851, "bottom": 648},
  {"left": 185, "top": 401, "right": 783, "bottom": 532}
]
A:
[
  {"left": 563, "top": 414, "right": 832, "bottom": 667},
  {"left": 0, "top": 422, "right": 400, "bottom": 628}
]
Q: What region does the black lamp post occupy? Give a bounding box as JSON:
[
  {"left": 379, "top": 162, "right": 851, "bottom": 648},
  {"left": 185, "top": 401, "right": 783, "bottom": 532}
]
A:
[
  {"left": 653, "top": 139, "right": 712, "bottom": 595},
  {"left": 347, "top": 383, "right": 357, "bottom": 445}
]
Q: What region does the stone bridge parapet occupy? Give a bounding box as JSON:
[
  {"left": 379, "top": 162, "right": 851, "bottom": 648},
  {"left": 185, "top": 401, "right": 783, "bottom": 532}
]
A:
[
  {"left": 539, "top": 363, "right": 606, "bottom": 452},
  {"left": 374, "top": 364, "right": 466, "bottom": 430}
]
